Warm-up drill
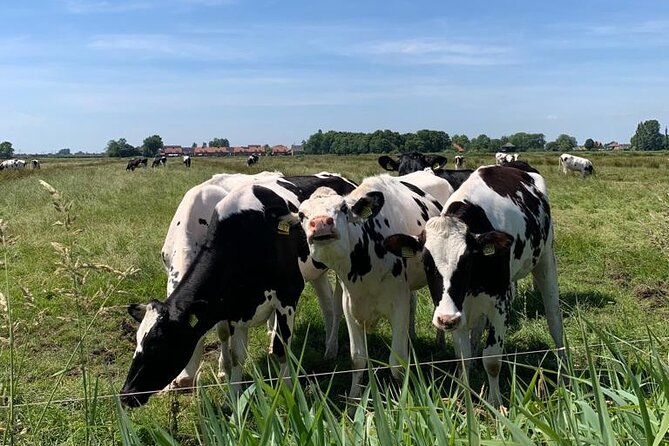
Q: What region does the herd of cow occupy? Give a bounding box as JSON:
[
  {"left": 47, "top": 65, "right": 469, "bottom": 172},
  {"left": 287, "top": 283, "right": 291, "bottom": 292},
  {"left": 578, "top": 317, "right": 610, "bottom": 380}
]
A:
[
  {"left": 126, "top": 155, "right": 192, "bottom": 171},
  {"left": 118, "top": 150, "right": 596, "bottom": 409},
  {"left": 0, "top": 159, "right": 40, "bottom": 170}
]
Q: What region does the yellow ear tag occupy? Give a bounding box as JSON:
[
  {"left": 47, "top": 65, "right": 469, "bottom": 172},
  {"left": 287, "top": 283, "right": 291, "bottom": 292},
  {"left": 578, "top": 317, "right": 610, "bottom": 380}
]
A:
[
  {"left": 189, "top": 314, "right": 198, "bottom": 327},
  {"left": 401, "top": 247, "right": 416, "bottom": 258},
  {"left": 359, "top": 206, "right": 372, "bottom": 219},
  {"left": 277, "top": 220, "right": 291, "bottom": 234},
  {"left": 483, "top": 244, "right": 495, "bottom": 256}
]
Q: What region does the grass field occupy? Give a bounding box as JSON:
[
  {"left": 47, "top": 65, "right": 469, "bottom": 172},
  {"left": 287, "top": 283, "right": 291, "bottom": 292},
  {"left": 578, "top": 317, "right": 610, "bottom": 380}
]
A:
[{"left": 1, "top": 152, "right": 669, "bottom": 445}]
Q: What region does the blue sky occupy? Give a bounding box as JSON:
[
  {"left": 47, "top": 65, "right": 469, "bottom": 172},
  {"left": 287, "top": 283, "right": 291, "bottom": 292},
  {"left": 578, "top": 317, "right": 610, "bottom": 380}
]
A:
[{"left": 2, "top": 1, "right": 668, "bottom": 154}]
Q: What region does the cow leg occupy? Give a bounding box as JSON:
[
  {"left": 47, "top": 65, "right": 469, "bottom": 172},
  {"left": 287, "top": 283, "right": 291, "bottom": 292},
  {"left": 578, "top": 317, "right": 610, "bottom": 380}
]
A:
[
  {"left": 452, "top": 327, "right": 472, "bottom": 383},
  {"left": 167, "top": 337, "right": 205, "bottom": 390},
  {"left": 408, "top": 291, "right": 417, "bottom": 340},
  {"left": 342, "top": 287, "right": 367, "bottom": 400},
  {"left": 268, "top": 306, "right": 296, "bottom": 389},
  {"left": 228, "top": 326, "right": 249, "bottom": 395},
  {"left": 389, "top": 293, "right": 411, "bottom": 381},
  {"left": 532, "top": 246, "right": 567, "bottom": 365},
  {"left": 310, "top": 273, "right": 338, "bottom": 360},
  {"left": 216, "top": 321, "right": 233, "bottom": 380},
  {"left": 482, "top": 307, "right": 508, "bottom": 408}
]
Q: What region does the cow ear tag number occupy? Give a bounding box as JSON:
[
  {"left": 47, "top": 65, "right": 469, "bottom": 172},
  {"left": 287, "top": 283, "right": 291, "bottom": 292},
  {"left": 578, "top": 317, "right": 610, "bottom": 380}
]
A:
[
  {"left": 483, "top": 244, "right": 495, "bottom": 256},
  {"left": 360, "top": 206, "right": 372, "bottom": 219},
  {"left": 277, "top": 220, "right": 291, "bottom": 234},
  {"left": 189, "top": 314, "right": 199, "bottom": 327}
]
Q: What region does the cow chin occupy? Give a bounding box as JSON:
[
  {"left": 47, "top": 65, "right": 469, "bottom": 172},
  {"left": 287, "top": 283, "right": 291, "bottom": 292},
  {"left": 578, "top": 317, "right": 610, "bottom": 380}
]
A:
[
  {"left": 308, "top": 231, "right": 339, "bottom": 243},
  {"left": 120, "top": 389, "right": 152, "bottom": 408}
]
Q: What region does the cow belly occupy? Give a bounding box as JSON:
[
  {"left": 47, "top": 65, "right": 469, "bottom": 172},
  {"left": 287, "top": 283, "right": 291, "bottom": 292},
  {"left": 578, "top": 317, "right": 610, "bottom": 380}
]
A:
[{"left": 346, "top": 286, "right": 399, "bottom": 328}]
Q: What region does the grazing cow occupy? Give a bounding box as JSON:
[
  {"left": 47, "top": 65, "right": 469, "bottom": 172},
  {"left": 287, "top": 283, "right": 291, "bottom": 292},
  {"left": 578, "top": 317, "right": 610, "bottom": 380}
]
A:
[
  {"left": 454, "top": 156, "right": 465, "bottom": 170},
  {"left": 559, "top": 153, "right": 593, "bottom": 176},
  {"left": 31, "top": 159, "right": 40, "bottom": 169},
  {"left": 126, "top": 158, "right": 145, "bottom": 171},
  {"left": 296, "top": 170, "right": 454, "bottom": 399},
  {"left": 378, "top": 152, "right": 474, "bottom": 190},
  {"left": 120, "top": 173, "right": 357, "bottom": 407},
  {"left": 182, "top": 155, "right": 192, "bottom": 167},
  {"left": 495, "top": 152, "right": 519, "bottom": 165},
  {"left": 0, "top": 159, "right": 26, "bottom": 170},
  {"left": 384, "top": 166, "right": 566, "bottom": 407},
  {"left": 247, "top": 154, "right": 260, "bottom": 167},
  {"left": 152, "top": 155, "right": 167, "bottom": 168}
]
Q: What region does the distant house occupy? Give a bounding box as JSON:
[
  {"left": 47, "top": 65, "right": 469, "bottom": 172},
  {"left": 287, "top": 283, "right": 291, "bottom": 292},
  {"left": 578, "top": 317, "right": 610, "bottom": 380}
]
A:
[
  {"left": 193, "top": 146, "right": 231, "bottom": 156},
  {"left": 291, "top": 144, "right": 304, "bottom": 156},
  {"left": 164, "top": 145, "right": 184, "bottom": 157},
  {"left": 499, "top": 142, "right": 516, "bottom": 152},
  {"left": 606, "top": 142, "right": 631, "bottom": 151},
  {"left": 246, "top": 145, "right": 264, "bottom": 155},
  {"left": 271, "top": 144, "right": 290, "bottom": 156}
]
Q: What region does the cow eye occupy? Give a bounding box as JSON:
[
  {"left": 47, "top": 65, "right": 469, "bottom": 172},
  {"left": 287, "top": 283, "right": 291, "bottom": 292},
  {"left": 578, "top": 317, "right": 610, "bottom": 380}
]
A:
[{"left": 298, "top": 211, "right": 305, "bottom": 221}]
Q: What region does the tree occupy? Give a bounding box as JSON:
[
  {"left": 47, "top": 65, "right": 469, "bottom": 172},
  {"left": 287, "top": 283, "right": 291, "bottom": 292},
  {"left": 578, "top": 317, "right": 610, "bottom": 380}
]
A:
[
  {"left": 57, "top": 148, "right": 71, "bottom": 156},
  {"left": 0, "top": 141, "right": 15, "bottom": 159},
  {"left": 202, "top": 142, "right": 207, "bottom": 148},
  {"left": 553, "top": 134, "right": 577, "bottom": 152},
  {"left": 192, "top": 142, "right": 197, "bottom": 148},
  {"left": 106, "top": 138, "right": 140, "bottom": 157},
  {"left": 631, "top": 120, "right": 663, "bottom": 151},
  {"left": 470, "top": 134, "right": 491, "bottom": 152},
  {"left": 508, "top": 132, "right": 545, "bottom": 151},
  {"left": 584, "top": 138, "right": 595, "bottom": 150},
  {"left": 451, "top": 134, "right": 470, "bottom": 151},
  {"left": 141, "top": 134, "right": 164, "bottom": 157},
  {"left": 209, "top": 138, "right": 230, "bottom": 148}
]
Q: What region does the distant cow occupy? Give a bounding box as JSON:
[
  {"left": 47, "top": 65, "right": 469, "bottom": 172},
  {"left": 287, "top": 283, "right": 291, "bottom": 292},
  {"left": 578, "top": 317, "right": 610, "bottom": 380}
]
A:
[
  {"left": 126, "top": 157, "right": 148, "bottom": 171},
  {"left": 454, "top": 156, "right": 465, "bottom": 169},
  {"left": 182, "top": 155, "right": 192, "bottom": 167},
  {"left": 0, "top": 159, "right": 26, "bottom": 170},
  {"left": 384, "top": 166, "right": 566, "bottom": 407},
  {"left": 247, "top": 154, "right": 260, "bottom": 166},
  {"left": 378, "top": 152, "right": 474, "bottom": 191},
  {"left": 559, "top": 153, "right": 593, "bottom": 176},
  {"left": 120, "top": 172, "right": 357, "bottom": 407},
  {"left": 296, "top": 170, "right": 454, "bottom": 399},
  {"left": 495, "top": 152, "right": 519, "bottom": 165},
  {"left": 152, "top": 155, "right": 167, "bottom": 168},
  {"left": 31, "top": 159, "right": 40, "bottom": 169}
]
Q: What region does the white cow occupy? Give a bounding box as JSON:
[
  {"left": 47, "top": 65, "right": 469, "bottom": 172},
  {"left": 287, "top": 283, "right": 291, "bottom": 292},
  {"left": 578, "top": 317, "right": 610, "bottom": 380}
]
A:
[
  {"left": 161, "top": 171, "right": 354, "bottom": 389},
  {"left": 495, "top": 152, "right": 519, "bottom": 165},
  {"left": 296, "top": 170, "right": 454, "bottom": 399},
  {"left": 0, "top": 159, "right": 26, "bottom": 170},
  {"left": 559, "top": 153, "right": 593, "bottom": 176},
  {"left": 384, "top": 166, "right": 566, "bottom": 407}
]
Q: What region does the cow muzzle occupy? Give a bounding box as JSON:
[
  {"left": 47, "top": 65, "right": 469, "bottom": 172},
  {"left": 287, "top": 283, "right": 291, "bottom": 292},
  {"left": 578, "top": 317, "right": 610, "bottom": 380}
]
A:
[
  {"left": 119, "top": 389, "right": 151, "bottom": 408},
  {"left": 307, "top": 216, "right": 338, "bottom": 242},
  {"left": 433, "top": 312, "right": 462, "bottom": 331}
]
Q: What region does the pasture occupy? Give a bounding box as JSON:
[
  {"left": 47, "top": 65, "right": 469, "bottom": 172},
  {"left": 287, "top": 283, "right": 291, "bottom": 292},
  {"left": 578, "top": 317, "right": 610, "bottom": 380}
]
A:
[{"left": 1, "top": 152, "right": 668, "bottom": 444}]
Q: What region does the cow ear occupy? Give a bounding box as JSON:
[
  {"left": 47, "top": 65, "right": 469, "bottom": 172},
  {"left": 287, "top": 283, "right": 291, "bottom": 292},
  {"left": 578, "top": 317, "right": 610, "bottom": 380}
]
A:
[
  {"left": 473, "top": 231, "right": 514, "bottom": 256},
  {"left": 378, "top": 156, "right": 398, "bottom": 172},
  {"left": 263, "top": 205, "right": 298, "bottom": 234},
  {"left": 427, "top": 155, "right": 447, "bottom": 170},
  {"left": 349, "top": 192, "right": 384, "bottom": 222},
  {"left": 127, "top": 303, "right": 147, "bottom": 322},
  {"left": 384, "top": 233, "right": 424, "bottom": 258}
]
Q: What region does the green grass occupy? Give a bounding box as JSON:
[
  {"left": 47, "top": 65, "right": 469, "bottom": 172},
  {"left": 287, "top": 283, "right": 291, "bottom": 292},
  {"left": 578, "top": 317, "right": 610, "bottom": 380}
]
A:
[{"left": 1, "top": 152, "right": 669, "bottom": 444}]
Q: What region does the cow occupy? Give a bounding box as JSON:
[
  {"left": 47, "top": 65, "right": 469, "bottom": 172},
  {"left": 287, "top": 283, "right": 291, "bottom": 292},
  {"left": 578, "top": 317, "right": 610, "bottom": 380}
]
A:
[
  {"left": 559, "top": 153, "right": 593, "bottom": 176},
  {"left": 152, "top": 155, "right": 167, "bottom": 168},
  {"left": 182, "top": 155, "right": 192, "bottom": 167},
  {"left": 0, "top": 159, "right": 26, "bottom": 170},
  {"left": 500, "top": 159, "right": 540, "bottom": 174},
  {"left": 247, "top": 154, "right": 260, "bottom": 167},
  {"left": 495, "top": 152, "right": 519, "bottom": 165},
  {"left": 384, "top": 165, "right": 566, "bottom": 407},
  {"left": 120, "top": 173, "right": 357, "bottom": 407},
  {"left": 378, "top": 152, "right": 474, "bottom": 190},
  {"left": 295, "top": 170, "right": 454, "bottom": 399},
  {"left": 454, "top": 156, "right": 465, "bottom": 170},
  {"left": 126, "top": 158, "right": 146, "bottom": 171},
  {"left": 31, "top": 159, "right": 40, "bottom": 169}
]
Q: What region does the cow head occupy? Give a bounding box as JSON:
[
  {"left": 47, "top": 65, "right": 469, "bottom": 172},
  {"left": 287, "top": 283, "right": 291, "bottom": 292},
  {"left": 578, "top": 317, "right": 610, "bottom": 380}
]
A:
[
  {"left": 378, "top": 152, "right": 447, "bottom": 175},
  {"left": 297, "top": 187, "right": 383, "bottom": 262},
  {"left": 384, "top": 216, "right": 513, "bottom": 331},
  {"left": 120, "top": 299, "right": 205, "bottom": 407}
]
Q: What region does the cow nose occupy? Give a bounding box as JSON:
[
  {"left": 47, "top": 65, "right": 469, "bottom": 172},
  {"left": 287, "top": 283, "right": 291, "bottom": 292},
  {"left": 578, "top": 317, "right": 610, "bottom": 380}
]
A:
[
  {"left": 436, "top": 314, "right": 461, "bottom": 331},
  {"left": 309, "top": 216, "right": 334, "bottom": 229}
]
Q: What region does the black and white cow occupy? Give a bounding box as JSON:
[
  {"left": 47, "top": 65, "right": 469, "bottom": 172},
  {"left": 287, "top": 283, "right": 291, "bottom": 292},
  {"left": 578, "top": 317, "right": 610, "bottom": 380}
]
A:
[
  {"left": 152, "top": 155, "right": 167, "bottom": 168},
  {"left": 378, "top": 152, "right": 474, "bottom": 190},
  {"left": 296, "top": 170, "right": 454, "bottom": 399},
  {"left": 182, "top": 155, "right": 192, "bottom": 167},
  {"left": 120, "top": 173, "right": 357, "bottom": 407},
  {"left": 454, "top": 156, "right": 465, "bottom": 170},
  {"left": 247, "top": 154, "right": 260, "bottom": 167},
  {"left": 31, "top": 159, "right": 40, "bottom": 169},
  {"left": 384, "top": 166, "right": 566, "bottom": 406},
  {"left": 126, "top": 157, "right": 148, "bottom": 171},
  {"left": 0, "top": 159, "right": 26, "bottom": 170},
  {"left": 559, "top": 153, "right": 593, "bottom": 176}
]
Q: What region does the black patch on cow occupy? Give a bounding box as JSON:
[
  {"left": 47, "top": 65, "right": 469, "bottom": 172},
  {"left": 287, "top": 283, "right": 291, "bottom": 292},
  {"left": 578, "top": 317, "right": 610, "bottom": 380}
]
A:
[
  {"left": 417, "top": 220, "right": 422, "bottom": 226},
  {"left": 384, "top": 218, "right": 390, "bottom": 228},
  {"left": 486, "top": 324, "right": 497, "bottom": 348},
  {"left": 198, "top": 218, "right": 208, "bottom": 226},
  {"left": 513, "top": 235, "right": 525, "bottom": 260},
  {"left": 288, "top": 202, "right": 298, "bottom": 213},
  {"left": 177, "top": 221, "right": 181, "bottom": 226},
  {"left": 312, "top": 258, "right": 328, "bottom": 270},
  {"left": 392, "top": 258, "right": 403, "bottom": 277},
  {"left": 278, "top": 176, "right": 357, "bottom": 202},
  {"left": 433, "top": 169, "right": 474, "bottom": 190},
  {"left": 422, "top": 250, "right": 445, "bottom": 308},
  {"left": 400, "top": 181, "right": 426, "bottom": 196},
  {"left": 348, "top": 238, "right": 372, "bottom": 283},
  {"left": 380, "top": 152, "right": 448, "bottom": 175},
  {"left": 431, "top": 200, "right": 443, "bottom": 212},
  {"left": 413, "top": 197, "right": 430, "bottom": 222},
  {"left": 271, "top": 311, "right": 291, "bottom": 360},
  {"left": 445, "top": 201, "right": 495, "bottom": 234}
]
